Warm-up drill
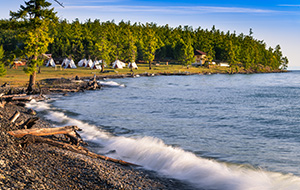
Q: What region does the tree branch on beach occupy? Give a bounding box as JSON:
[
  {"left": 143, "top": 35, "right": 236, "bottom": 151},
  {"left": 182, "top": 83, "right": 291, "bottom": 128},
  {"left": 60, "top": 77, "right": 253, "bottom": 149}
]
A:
[{"left": 7, "top": 126, "right": 138, "bottom": 166}]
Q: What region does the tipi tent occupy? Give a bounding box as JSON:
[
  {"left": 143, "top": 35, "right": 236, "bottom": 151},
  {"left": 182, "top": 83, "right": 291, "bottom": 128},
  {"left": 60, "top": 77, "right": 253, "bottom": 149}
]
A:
[
  {"left": 128, "top": 62, "right": 138, "bottom": 69},
  {"left": 46, "top": 58, "right": 56, "bottom": 67},
  {"left": 85, "top": 59, "right": 93, "bottom": 68},
  {"left": 78, "top": 59, "right": 87, "bottom": 67},
  {"left": 112, "top": 60, "right": 125, "bottom": 69},
  {"left": 121, "top": 62, "right": 126, "bottom": 67},
  {"left": 61, "top": 58, "right": 69, "bottom": 67},
  {"left": 91, "top": 60, "right": 102, "bottom": 70},
  {"left": 64, "top": 59, "right": 77, "bottom": 69}
]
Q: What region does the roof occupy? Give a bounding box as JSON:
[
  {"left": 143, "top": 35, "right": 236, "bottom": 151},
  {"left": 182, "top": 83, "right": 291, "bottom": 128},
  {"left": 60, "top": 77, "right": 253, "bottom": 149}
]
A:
[{"left": 194, "top": 50, "right": 207, "bottom": 55}]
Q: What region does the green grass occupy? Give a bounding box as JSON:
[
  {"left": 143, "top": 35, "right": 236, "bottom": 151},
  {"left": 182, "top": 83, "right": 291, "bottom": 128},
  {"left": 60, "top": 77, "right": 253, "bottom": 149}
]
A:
[{"left": 0, "top": 63, "right": 230, "bottom": 87}]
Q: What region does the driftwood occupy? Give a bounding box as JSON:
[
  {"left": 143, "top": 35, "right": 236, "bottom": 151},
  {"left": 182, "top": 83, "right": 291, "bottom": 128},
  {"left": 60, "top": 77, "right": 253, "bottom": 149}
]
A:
[
  {"left": 1, "top": 94, "right": 27, "bottom": 98},
  {"left": 8, "top": 125, "right": 84, "bottom": 146},
  {"left": 10, "top": 111, "right": 20, "bottom": 123},
  {"left": 11, "top": 96, "right": 33, "bottom": 101},
  {"left": 23, "top": 117, "right": 39, "bottom": 129},
  {"left": 49, "top": 88, "right": 80, "bottom": 93},
  {"left": 2, "top": 94, "right": 45, "bottom": 102},
  {"left": 20, "top": 134, "right": 138, "bottom": 166}
]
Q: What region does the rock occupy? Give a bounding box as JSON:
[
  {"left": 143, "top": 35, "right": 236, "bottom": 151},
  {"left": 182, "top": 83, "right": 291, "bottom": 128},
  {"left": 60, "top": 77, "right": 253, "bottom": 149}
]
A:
[{"left": 27, "top": 108, "right": 37, "bottom": 115}]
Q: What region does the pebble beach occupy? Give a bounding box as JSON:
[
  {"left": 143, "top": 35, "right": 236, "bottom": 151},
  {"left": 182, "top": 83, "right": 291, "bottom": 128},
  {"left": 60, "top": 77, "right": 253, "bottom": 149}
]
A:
[{"left": 0, "top": 81, "right": 194, "bottom": 190}]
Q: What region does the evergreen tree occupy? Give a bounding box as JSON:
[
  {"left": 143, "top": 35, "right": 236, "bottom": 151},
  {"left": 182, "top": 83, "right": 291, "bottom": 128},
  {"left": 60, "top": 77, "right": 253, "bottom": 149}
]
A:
[
  {"left": 178, "top": 37, "right": 195, "bottom": 66},
  {"left": 0, "top": 46, "right": 6, "bottom": 77},
  {"left": 95, "top": 35, "right": 111, "bottom": 72},
  {"left": 141, "top": 24, "right": 157, "bottom": 69},
  {"left": 10, "top": 0, "right": 57, "bottom": 93}
]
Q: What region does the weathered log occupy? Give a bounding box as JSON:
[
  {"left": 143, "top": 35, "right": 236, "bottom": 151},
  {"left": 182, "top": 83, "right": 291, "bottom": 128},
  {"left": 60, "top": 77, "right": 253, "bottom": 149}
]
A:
[
  {"left": 11, "top": 96, "right": 33, "bottom": 101},
  {"left": 1, "top": 94, "right": 27, "bottom": 98},
  {"left": 9, "top": 111, "right": 20, "bottom": 123},
  {"left": 8, "top": 125, "right": 84, "bottom": 145},
  {"left": 8, "top": 125, "right": 80, "bottom": 137},
  {"left": 23, "top": 117, "right": 39, "bottom": 129},
  {"left": 49, "top": 88, "right": 79, "bottom": 93},
  {"left": 20, "top": 134, "right": 138, "bottom": 166},
  {"left": 4, "top": 94, "right": 46, "bottom": 102}
]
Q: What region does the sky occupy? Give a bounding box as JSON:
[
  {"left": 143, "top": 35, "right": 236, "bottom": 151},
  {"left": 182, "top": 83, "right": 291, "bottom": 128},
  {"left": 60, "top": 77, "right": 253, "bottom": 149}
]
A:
[{"left": 1, "top": 0, "right": 300, "bottom": 69}]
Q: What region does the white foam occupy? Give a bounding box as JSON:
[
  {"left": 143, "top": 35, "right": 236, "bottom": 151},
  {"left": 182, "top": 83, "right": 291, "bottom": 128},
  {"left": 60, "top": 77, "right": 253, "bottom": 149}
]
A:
[
  {"left": 26, "top": 100, "right": 300, "bottom": 190},
  {"left": 99, "top": 81, "right": 125, "bottom": 87}
]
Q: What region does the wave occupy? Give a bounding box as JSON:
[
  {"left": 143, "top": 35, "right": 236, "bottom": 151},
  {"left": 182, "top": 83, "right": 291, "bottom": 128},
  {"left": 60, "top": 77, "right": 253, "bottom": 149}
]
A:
[
  {"left": 26, "top": 100, "right": 300, "bottom": 190},
  {"left": 98, "top": 81, "right": 126, "bottom": 87}
]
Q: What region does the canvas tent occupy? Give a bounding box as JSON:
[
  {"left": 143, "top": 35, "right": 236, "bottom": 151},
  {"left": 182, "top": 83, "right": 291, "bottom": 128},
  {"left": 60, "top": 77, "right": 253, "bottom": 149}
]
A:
[
  {"left": 64, "top": 59, "right": 77, "bottom": 69},
  {"left": 85, "top": 59, "right": 93, "bottom": 68},
  {"left": 112, "top": 60, "right": 125, "bottom": 69},
  {"left": 78, "top": 59, "right": 87, "bottom": 67},
  {"left": 128, "top": 62, "right": 138, "bottom": 69},
  {"left": 61, "top": 58, "right": 69, "bottom": 67},
  {"left": 46, "top": 58, "right": 56, "bottom": 67},
  {"left": 91, "top": 60, "right": 102, "bottom": 70}
]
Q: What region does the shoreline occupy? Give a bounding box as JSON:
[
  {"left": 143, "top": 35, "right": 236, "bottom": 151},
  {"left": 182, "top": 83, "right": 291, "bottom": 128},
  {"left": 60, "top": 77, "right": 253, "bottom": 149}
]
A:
[
  {"left": 0, "top": 78, "right": 196, "bottom": 189},
  {"left": 0, "top": 70, "right": 290, "bottom": 189}
]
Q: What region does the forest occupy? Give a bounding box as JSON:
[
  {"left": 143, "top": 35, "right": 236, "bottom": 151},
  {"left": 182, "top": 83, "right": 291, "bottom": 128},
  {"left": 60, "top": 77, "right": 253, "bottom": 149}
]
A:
[{"left": 0, "top": 16, "right": 288, "bottom": 73}]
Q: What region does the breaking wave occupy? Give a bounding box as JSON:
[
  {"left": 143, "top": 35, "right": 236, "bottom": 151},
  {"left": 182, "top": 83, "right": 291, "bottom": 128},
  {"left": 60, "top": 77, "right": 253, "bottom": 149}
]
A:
[
  {"left": 98, "top": 81, "right": 126, "bottom": 87},
  {"left": 26, "top": 99, "right": 300, "bottom": 190}
]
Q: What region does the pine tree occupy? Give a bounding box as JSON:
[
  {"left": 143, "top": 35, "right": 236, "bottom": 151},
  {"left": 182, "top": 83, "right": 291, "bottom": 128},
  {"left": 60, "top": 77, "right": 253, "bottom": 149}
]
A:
[
  {"left": 0, "top": 46, "right": 6, "bottom": 77},
  {"left": 10, "top": 0, "right": 57, "bottom": 93},
  {"left": 95, "top": 35, "right": 111, "bottom": 72},
  {"left": 142, "top": 24, "right": 158, "bottom": 69}
]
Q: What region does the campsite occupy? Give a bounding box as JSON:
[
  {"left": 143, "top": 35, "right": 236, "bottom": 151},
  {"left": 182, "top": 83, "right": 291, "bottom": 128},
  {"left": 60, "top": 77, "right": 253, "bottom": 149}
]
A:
[{"left": 2, "top": 60, "right": 234, "bottom": 87}]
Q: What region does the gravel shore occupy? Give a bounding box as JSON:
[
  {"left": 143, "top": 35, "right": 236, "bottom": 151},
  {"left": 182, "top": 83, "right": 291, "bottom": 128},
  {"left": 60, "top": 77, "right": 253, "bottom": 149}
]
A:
[{"left": 0, "top": 83, "right": 195, "bottom": 189}]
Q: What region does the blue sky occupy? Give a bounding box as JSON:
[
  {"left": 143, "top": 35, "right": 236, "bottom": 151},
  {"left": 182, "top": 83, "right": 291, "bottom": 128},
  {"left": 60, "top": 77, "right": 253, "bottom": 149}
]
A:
[{"left": 1, "top": 0, "right": 300, "bottom": 69}]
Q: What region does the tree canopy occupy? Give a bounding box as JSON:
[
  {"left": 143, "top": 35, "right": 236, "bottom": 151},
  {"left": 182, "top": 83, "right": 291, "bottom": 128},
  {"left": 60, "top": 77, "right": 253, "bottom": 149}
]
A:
[
  {"left": 9, "top": 0, "right": 57, "bottom": 91},
  {"left": 0, "top": 17, "right": 288, "bottom": 72}
]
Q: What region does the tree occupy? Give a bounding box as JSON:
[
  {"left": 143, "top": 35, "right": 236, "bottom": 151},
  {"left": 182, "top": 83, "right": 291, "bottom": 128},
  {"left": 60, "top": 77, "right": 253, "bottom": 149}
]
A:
[
  {"left": 176, "top": 38, "right": 195, "bottom": 66},
  {"left": 142, "top": 24, "right": 157, "bottom": 69},
  {"left": 95, "top": 35, "right": 111, "bottom": 73},
  {"left": 0, "top": 46, "right": 6, "bottom": 77},
  {"left": 10, "top": 0, "right": 57, "bottom": 93}
]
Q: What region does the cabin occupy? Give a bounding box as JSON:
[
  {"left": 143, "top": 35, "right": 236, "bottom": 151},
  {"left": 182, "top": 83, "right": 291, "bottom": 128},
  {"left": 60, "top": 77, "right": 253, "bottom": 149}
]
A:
[{"left": 192, "top": 50, "right": 207, "bottom": 66}]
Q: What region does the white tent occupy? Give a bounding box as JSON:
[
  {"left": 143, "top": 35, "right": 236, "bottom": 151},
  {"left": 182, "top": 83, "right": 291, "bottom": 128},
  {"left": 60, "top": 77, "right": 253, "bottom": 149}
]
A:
[
  {"left": 85, "top": 59, "right": 93, "bottom": 68},
  {"left": 91, "top": 60, "right": 102, "bottom": 70},
  {"left": 78, "top": 59, "right": 87, "bottom": 67},
  {"left": 46, "top": 58, "right": 56, "bottom": 67},
  {"left": 121, "top": 62, "right": 126, "bottom": 67},
  {"left": 128, "top": 62, "right": 138, "bottom": 69},
  {"left": 61, "top": 58, "right": 70, "bottom": 67},
  {"left": 112, "top": 60, "right": 125, "bottom": 69},
  {"left": 64, "top": 59, "right": 77, "bottom": 69}
]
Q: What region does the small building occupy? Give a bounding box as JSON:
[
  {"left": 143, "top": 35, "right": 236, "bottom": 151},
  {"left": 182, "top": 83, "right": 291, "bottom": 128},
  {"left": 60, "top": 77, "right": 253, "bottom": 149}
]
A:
[{"left": 192, "top": 50, "right": 207, "bottom": 66}]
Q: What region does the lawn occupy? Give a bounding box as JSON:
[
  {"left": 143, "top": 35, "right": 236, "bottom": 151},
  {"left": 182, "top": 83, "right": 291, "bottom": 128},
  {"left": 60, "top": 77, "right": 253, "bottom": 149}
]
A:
[{"left": 0, "top": 63, "right": 230, "bottom": 87}]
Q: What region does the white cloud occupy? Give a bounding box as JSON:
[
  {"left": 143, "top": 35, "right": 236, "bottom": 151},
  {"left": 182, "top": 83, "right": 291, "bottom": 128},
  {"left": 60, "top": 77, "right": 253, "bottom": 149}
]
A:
[{"left": 62, "top": 5, "right": 279, "bottom": 14}]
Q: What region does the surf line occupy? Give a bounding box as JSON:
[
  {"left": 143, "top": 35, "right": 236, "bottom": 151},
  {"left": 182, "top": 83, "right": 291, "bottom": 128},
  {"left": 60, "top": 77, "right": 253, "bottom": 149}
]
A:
[{"left": 26, "top": 99, "right": 300, "bottom": 190}]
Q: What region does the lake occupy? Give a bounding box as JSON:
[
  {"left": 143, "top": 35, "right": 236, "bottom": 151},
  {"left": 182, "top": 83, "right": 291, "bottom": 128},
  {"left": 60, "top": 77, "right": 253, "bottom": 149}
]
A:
[{"left": 28, "top": 71, "right": 300, "bottom": 190}]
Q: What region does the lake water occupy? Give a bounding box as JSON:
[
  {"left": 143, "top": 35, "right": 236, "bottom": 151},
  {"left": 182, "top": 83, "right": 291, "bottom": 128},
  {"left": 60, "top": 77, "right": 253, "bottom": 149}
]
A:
[{"left": 28, "top": 71, "right": 300, "bottom": 190}]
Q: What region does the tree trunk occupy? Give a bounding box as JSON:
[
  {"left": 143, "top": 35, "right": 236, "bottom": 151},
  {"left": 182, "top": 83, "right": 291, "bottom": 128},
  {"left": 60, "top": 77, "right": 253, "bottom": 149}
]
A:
[
  {"left": 27, "top": 71, "right": 36, "bottom": 93},
  {"left": 8, "top": 125, "right": 81, "bottom": 138},
  {"left": 20, "top": 134, "right": 138, "bottom": 166},
  {"left": 101, "top": 63, "right": 104, "bottom": 73},
  {"left": 149, "top": 61, "right": 152, "bottom": 70}
]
